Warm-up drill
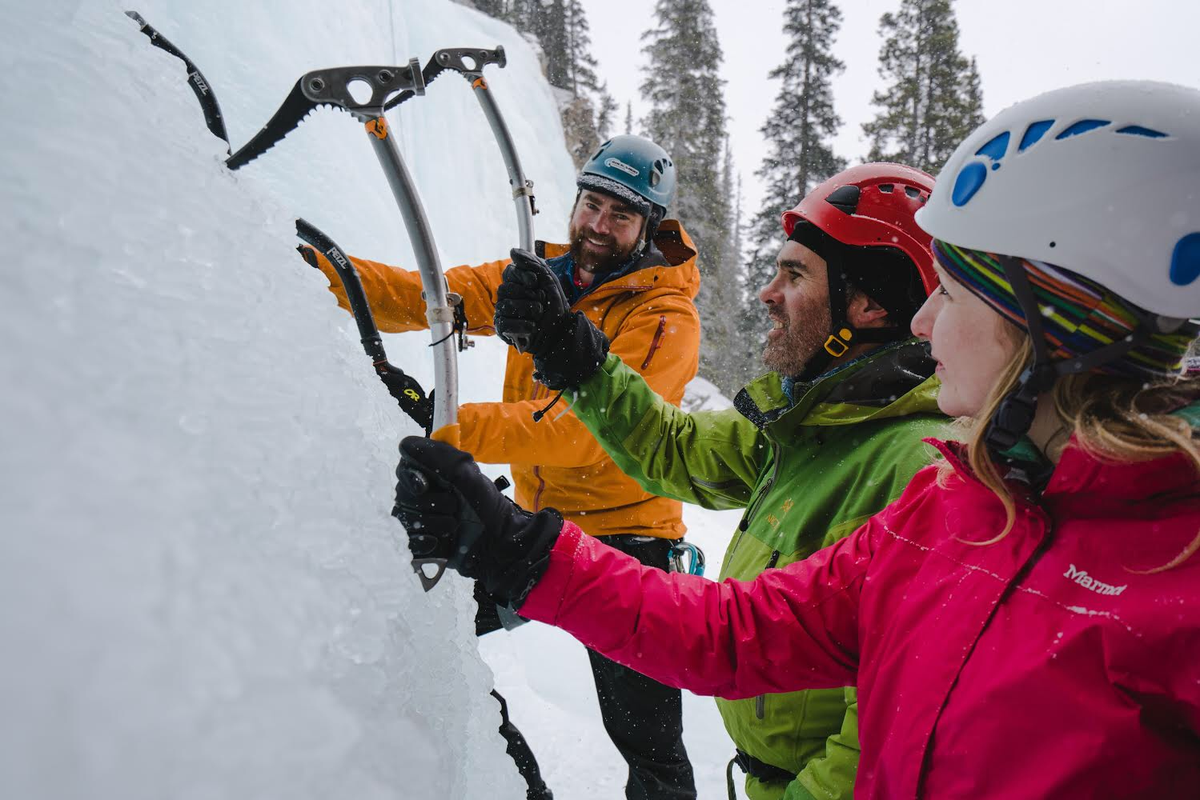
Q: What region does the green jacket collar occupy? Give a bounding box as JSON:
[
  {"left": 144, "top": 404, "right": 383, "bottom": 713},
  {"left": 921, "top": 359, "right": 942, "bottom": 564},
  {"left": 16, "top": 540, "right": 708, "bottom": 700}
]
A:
[{"left": 733, "top": 339, "right": 941, "bottom": 433}]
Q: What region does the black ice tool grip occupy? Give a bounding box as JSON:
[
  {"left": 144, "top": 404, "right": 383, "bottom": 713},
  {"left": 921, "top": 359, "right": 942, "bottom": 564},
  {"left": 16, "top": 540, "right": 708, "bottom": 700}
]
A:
[
  {"left": 401, "top": 468, "right": 509, "bottom": 593},
  {"left": 295, "top": 218, "right": 388, "bottom": 365},
  {"left": 126, "top": 10, "right": 230, "bottom": 149},
  {"left": 396, "top": 466, "right": 430, "bottom": 498}
]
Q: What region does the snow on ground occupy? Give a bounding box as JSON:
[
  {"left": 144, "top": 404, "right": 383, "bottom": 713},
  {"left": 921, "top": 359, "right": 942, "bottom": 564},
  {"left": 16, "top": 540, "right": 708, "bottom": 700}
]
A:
[
  {"left": 1, "top": 0, "right": 752, "bottom": 797},
  {"left": 481, "top": 502, "right": 745, "bottom": 800},
  {"left": 682, "top": 375, "right": 736, "bottom": 412}
]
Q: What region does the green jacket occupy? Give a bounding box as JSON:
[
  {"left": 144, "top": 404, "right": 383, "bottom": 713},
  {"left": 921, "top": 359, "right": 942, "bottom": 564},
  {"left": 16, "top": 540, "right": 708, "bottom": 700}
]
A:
[{"left": 569, "top": 340, "right": 946, "bottom": 800}]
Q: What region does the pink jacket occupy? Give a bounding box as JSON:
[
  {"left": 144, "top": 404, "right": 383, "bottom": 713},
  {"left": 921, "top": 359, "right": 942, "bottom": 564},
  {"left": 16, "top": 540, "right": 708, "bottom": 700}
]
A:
[{"left": 520, "top": 438, "right": 1200, "bottom": 798}]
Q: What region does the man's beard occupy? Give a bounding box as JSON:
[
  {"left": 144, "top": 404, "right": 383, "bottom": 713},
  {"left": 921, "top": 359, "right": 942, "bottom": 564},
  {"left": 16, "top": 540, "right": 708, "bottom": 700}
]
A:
[
  {"left": 761, "top": 306, "right": 831, "bottom": 378},
  {"left": 568, "top": 224, "right": 639, "bottom": 276}
]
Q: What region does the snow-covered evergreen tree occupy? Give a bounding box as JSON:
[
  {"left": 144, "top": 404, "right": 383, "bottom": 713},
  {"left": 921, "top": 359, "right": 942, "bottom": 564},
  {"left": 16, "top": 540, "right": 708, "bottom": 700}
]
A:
[
  {"left": 469, "top": 0, "right": 511, "bottom": 17},
  {"left": 743, "top": 0, "right": 846, "bottom": 342},
  {"left": 491, "top": 0, "right": 618, "bottom": 166},
  {"left": 563, "top": 0, "right": 599, "bottom": 96},
  {"left": 639, "top": 0, "right": 735, "bottom": 389},
  {"left": 534, "top": 0, "right": 570, "bottom": 88},
  {"left": 624, "top": 101, "right": 633, "bottom": 135},
  {"left": 862, "top": 0, "right": 984, "bottom": 174},
  {"left": 595, "top": 83, "right": 618, "bottom": 139},
  {"left": 700, "top": 140, "right": 758, "bottom": 395}
]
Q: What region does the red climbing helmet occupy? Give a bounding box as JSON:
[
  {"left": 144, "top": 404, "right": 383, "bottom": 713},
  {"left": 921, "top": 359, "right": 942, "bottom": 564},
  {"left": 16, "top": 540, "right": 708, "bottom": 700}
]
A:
[{"left": 782, "top": 163, "right": 938, "bottom": 296}]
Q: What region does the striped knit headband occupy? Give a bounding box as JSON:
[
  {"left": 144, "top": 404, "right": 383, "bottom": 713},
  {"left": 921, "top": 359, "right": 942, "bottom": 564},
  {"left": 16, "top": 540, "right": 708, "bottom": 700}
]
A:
[{"left": 932, "top": 239, "right": 1197, "bottom": 380}]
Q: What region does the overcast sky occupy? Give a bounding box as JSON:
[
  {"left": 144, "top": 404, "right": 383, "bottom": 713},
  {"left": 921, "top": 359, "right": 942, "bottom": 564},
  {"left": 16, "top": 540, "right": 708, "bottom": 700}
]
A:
[{"left": 587, "top": 0, "right": 1200, "bottom": 217}]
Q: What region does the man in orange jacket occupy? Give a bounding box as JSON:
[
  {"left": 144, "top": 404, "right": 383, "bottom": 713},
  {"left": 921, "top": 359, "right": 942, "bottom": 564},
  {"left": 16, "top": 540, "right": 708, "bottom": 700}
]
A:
[{"left": 302, "top": 135, "right": 702, "bottom": 800}]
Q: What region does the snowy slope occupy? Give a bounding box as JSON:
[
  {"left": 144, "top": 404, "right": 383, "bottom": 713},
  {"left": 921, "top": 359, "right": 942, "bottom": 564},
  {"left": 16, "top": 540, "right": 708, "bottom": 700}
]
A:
[{"left": 0, "top": 1, "right": 750, "bottom": 797}]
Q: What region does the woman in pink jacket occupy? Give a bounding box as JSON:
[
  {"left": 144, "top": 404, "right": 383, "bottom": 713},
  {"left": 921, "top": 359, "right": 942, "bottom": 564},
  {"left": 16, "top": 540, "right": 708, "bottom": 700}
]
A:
[{"left": 394, "top": 81, "right": 1200, "bottom": 798}]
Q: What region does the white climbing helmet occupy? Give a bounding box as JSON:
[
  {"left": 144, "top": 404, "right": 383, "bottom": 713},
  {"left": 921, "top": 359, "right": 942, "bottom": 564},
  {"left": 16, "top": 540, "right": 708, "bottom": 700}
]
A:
[{"left": 917, "top": 80, "right": 1200, "bottom": 321}]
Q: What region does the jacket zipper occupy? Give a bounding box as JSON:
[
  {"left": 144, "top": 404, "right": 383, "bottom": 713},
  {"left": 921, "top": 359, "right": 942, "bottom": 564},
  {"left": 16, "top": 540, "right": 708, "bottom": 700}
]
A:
[
  {"left": 640, "top": 315, "right": 668, "bottom": 370},
  {"left": 754, "top": 549, "right": 783, "bottom": 720},
  {"left": 532, "top": 466, "right": 545, "bottom": 511},
  {"left": 729, "top": 434, "right": 782, "bottom": 560},
  {"left": 529, "top": 381, "right": 546, "bottom": 511},
  {"left": 733, "top": 430, "right": 782, "bottom": 722}
]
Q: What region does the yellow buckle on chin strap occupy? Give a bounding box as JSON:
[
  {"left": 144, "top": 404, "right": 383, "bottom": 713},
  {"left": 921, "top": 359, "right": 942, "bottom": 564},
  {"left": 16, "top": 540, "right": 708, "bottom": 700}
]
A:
[{"left": 823, "top": 328, "right": 853, "bottom": 358}]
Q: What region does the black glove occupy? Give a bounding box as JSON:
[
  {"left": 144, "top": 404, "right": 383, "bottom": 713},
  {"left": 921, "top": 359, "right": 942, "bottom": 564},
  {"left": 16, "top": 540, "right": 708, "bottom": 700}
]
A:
[
  {"left": 392, "top": 436, "right": 563, "bottom": 604},
  {"left": 495, "top": 248, "right": 610, "bottom": 390},
  {"left": 495, "top": 248, "right": 572, "bottom": 354},
  {"left": 377, "top": 364, "right": 434, "bottom": 435}
]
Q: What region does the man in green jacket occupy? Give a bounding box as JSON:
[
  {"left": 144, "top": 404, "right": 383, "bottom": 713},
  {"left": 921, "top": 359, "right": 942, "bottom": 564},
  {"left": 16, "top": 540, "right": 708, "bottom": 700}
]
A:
[{"left": 493, "top": 163, "right": 946, "bottom": 800}]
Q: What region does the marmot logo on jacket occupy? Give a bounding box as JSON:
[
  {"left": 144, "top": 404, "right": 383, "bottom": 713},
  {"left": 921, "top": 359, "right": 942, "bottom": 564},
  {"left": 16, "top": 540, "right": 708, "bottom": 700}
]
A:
[{"left": 1064, "top": 563, "right": 1128, "bottom": 596}]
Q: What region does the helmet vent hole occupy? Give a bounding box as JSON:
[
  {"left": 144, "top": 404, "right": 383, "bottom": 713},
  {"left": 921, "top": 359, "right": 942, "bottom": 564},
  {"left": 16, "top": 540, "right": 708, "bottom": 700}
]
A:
[
  {"left": 1019, "top": 120, "right": 1055, "bottom": 152},
  {"left": 974, "top": 131, "right": 1011, "bottom": 161},
  {"left": 904, "top": 186, "right": 921, "bottom": 199},
  {"left": 878, "top": 184, "right": 894, "bottom": 193},
  {"left": 1055, "top": 119, "right": 1112, "bottom": 140},
  {"left": 1115, "top": 125, "right": 1169, "bottom": 139}
]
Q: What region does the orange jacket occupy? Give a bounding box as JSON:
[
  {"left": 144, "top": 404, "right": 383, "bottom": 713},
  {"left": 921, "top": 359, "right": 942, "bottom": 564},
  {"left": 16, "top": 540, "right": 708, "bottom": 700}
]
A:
[{"left": 310, "top": 220, "right": 702, "bottom": 539}]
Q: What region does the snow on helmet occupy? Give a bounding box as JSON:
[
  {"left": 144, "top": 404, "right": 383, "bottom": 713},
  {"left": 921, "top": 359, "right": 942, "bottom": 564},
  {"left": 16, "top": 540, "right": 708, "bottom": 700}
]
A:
[
  {"left": 782, "top": 163, "right": 938, "bottom": 296},
  {"left": 917, "top": 80, "right": 1200, "bottom": 321},
  {"left": 577, "top": 135, "right": 677, "bottom": 217}
]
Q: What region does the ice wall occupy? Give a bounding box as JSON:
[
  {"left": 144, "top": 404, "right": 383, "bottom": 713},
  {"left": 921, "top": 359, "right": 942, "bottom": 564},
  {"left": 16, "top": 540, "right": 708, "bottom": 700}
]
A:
[{"left": 0, "top": 0, "right": 576, "bottom": 797}]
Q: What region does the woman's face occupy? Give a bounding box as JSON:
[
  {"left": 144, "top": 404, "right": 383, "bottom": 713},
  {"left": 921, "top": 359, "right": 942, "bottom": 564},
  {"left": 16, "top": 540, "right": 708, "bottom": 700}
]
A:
[{"left": 911, "top": 263, "right": 1022, "bottom": 418}]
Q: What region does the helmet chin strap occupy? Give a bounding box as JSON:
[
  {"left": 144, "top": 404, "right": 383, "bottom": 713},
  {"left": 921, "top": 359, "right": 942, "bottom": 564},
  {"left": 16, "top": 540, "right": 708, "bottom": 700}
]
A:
[
  {"left": 632, "top": 212, "right": 651, "bottom": 258},
  {"left": 799, "top": 242, "right": 918, "bottom": 380},
  {"left": 983, "top": 255, "right": 1154, "bottom": 454}
]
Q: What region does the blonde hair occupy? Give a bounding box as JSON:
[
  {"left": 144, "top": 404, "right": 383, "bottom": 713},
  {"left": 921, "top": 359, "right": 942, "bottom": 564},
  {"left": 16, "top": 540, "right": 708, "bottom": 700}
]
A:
[{"left": 939, "top": 332, "right": 1200, "bottom": 570}]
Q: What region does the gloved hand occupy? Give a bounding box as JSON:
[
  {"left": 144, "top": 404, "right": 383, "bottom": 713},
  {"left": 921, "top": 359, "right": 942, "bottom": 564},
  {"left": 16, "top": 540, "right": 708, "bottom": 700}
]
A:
[
  {"left": 392, "top": 436, "right": 563, "bottom": 604},
  {"left": 376, "top": 364, "right": 434, "bottom": 435},
  {"left": 495, "top": 248, "right": 610, "bottom": 390},
  {"left": 495, "top": 248, "right": 572, "bottom": 355}
]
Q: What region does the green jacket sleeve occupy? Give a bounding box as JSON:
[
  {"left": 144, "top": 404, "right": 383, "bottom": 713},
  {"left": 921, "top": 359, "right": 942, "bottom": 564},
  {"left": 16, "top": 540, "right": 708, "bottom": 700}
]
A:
[
  {"left": 788, "top": 688, "right": 860, "bottom": 800},
  {"left": 569, "top": 352, "right": 766, "bottom": 510}
]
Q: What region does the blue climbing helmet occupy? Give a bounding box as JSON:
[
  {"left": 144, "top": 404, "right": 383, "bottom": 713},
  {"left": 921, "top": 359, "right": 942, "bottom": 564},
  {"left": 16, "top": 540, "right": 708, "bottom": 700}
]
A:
[{"left": 577, "top": 134, "right": 677, "bottom": 231}]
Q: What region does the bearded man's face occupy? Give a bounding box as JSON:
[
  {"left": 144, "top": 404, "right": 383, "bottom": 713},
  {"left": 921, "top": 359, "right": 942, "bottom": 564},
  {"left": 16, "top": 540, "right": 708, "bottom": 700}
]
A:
[
  {"left": 759, "top": 240, "right": 833, "bottom": 377},
  {"left": 567, "top": 190, "right": 645, "bottom": 275}
]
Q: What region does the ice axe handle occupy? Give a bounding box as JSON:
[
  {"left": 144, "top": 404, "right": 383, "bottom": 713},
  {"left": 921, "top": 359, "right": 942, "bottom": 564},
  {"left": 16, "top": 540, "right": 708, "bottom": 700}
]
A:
[{"left": 404, "top": 467, "right": 511, "bottom": 593}]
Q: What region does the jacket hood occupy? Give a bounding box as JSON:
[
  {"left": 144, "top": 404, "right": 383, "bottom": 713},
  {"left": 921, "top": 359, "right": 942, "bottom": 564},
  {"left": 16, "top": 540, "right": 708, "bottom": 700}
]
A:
[
  {"left": 734, "top": 339, "right": 941, "bottom": 431},
  {"left": 538, "top": 218, "right": 701, "bottom": 302}
]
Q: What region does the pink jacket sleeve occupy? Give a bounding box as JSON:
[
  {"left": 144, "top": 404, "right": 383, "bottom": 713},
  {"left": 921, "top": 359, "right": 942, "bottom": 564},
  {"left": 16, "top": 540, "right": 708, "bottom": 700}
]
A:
[{"left": 519, "top": 522, "right": 872, "bottom": 699}]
